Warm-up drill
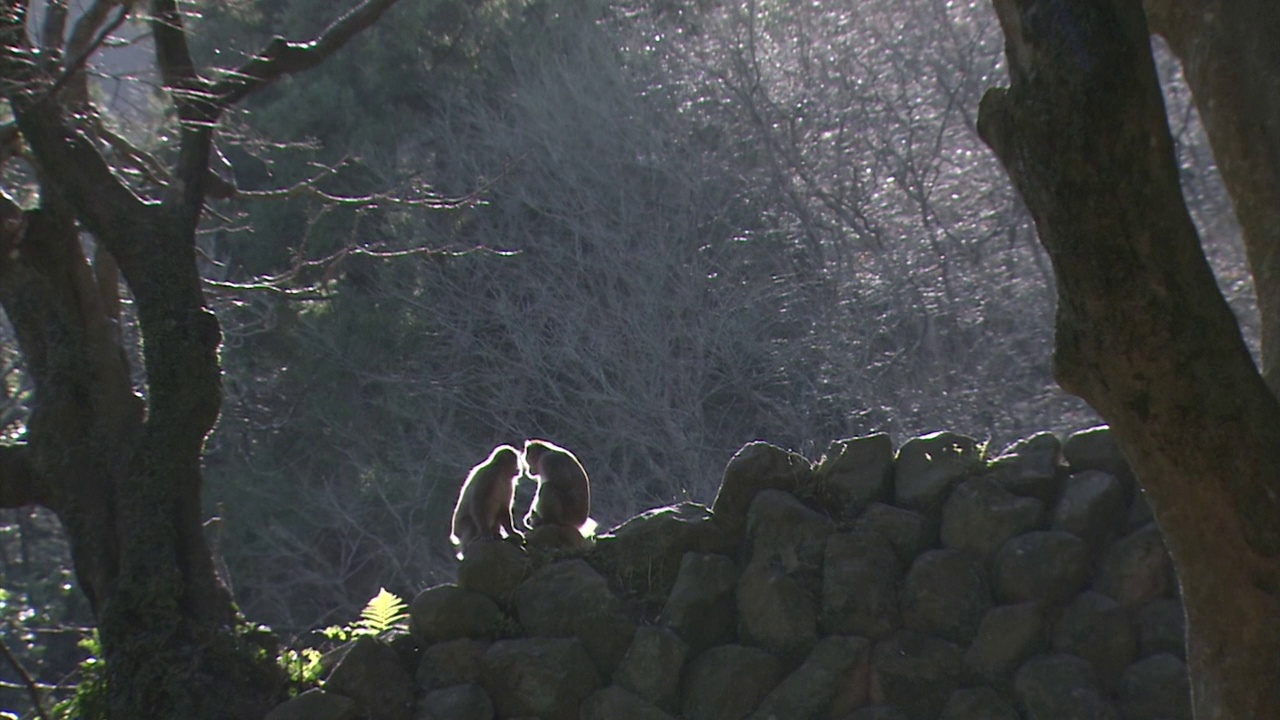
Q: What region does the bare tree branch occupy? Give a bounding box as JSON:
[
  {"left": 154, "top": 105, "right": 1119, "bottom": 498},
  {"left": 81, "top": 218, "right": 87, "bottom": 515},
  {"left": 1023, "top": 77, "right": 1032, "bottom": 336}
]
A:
[
  {"left": 0, "top": 635, "right": 51, "bottom": 720},
  {"left": 39, "top": 0, "right": 69, "bottom": 59},
  {"left": 150, "top": 0, "right": 198, "bottom": 92},
  {"left": 212, "top": 0, "right": 403, "bottom": 107}
]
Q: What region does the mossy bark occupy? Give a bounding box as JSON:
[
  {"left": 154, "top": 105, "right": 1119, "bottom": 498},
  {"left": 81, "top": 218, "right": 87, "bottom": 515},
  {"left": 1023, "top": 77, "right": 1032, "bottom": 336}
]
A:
[{"left": 978, "top": 1, "right": 1280, "bottom": 718}]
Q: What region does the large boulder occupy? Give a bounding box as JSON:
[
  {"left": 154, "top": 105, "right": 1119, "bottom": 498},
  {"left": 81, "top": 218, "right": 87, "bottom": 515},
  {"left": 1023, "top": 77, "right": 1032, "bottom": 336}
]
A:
[
  {"left": 853, "top": 503, "right": 934, "bottom": 565},
  {"left": 1094, "top": 522, "right": 1175, "bottom": 608},
  {"left": 1062, "top": 425, "right": 1135, "bottom": 500},
  {"left": 416, "top": 684, "right": 493, "bottom": 720},
  {"left": 711, "top": 442, "right": 814, "bottom": 532},
  {"left": 940, "top": 687, "right": 1020, "bottom": 720},
  {"left": 512, "top": 559, "right": 636, "bottom": 677},
  {"left": 900, "top": 548, "right": 992, "bottom": 645},
  {"left": 682, "top": 645, "right": 784, "bottom": 720},
  {"left": 893, "top": 431, "right": 983, "bottom": 520},
  {"left": 409, "top": 585, "right": 505, "bottom": 645},
  {"left": 1051, "top": 471, "right": 1127, "bottom": 555},
  {"left": 479, "top": 637, "right": 602, "bottom": 719},
  {"left": 805, "top": 433, "right": 895, "bottom": 519},
  {"left": 821, "top": 531, "right": 903, "bottom": 640},
  {"left": 986, "top": 431, "right": 1063, "bottom": 502},
  {"left": 265, "top": 689, "right": 357, "bottom": 720},
  {"left": 1051, "top": 591, "right": 1136, "bottom": 689},
  {"left": 456, "top": 539, "right": 532, "bottom": 607},
  {"left": 869, "top": 630, "right": 964, "bottom": 720},
  {"left": 992, "top": 531, "right": 1090, "bottom": 605},
  {"left": 416, "top": 638, "right": 489, "bottom": 692},
  {"left": 1135, "top": 597, "right": 1186, "bottom": 659},
  {"left": 1117, "top": 653, "right": 1192, "bottom": 720},
  {"left": 964, "top": 602, "right": 1046, "bottom": 682},
  {"left": 659, "top": 552, "right": 739, "bottom": 653},
  {"left": 745, "top": 489, "right": 835, "bottom": 574},
  {"left": 612, "top": 626, "right": 688, "bottom": 713},
  {"left": 580, "top": 686, "right": 677, "bottom": 720},
  {"left": 747, "top": 635, "right": 871, "bottom": 720},
  {"left": 589, "top": 502, "right": 734, "bottom": 602},
  {"left": 1014, "top": 654, "right": 1116, "bottom": 720},
  {"left": 737, "top": 559, "right": 819, "bottom": 665},
  {"left": 325, "top": 636, "right": 414, "bottom": 720},
  {"left": 940, "top": 477, "right": 1044, "bottom": 560}
]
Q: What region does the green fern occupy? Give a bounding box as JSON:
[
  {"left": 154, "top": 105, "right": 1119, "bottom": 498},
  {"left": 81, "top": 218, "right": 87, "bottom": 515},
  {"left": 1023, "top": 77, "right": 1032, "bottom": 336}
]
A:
[{"left": 355, "top": 587, "right": 409, "bottom": 635}]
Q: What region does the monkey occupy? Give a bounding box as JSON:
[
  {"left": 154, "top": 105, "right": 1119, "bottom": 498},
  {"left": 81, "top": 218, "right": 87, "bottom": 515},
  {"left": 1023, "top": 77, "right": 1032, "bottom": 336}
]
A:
[
  {"left": 450, "top": 444, "right": 522, "bottom": 560},
  {"left": 521, "top": 439, "right": 593, "bottom": 534}
]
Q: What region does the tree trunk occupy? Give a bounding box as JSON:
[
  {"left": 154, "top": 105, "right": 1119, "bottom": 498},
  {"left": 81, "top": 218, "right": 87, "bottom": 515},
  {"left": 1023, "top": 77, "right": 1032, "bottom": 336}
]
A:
[
  {"left": 977, "top": 1, "right": 1280, "bottom": 718},
  {"left": 1, "top": 1, "right": 405, "bottom": 716},
  {"left": 1142, "top": 0, "right": 1280, "bottom": 397}
]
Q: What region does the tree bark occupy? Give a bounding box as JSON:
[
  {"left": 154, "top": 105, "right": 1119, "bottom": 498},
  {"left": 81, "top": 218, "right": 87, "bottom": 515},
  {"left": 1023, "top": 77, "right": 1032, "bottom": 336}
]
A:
[
  {"left": 1142, "top": 0, "right": 1280, "bottom": 397},
  {"left": 977, "top": 1, "right": 1280, "bottom": 718},
  {"left": 1, "top": 1, "right": 404, "bottom": 717}
]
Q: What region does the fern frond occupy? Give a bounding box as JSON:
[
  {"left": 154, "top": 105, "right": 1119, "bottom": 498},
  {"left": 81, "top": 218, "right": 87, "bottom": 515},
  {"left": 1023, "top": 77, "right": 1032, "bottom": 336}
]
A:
[{"left": 356, "top": 587, "right": 409, "bottom": 634}]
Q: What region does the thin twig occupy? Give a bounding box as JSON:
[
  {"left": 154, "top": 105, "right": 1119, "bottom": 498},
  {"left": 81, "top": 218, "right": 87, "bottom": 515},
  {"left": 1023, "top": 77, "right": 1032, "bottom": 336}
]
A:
[{"left": 0, "top": 635, "right": 51, "bottom": 720}]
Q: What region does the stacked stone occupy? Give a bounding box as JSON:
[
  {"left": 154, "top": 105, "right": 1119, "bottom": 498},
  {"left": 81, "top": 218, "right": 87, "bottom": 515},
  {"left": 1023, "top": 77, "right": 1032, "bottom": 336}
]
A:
[{"left": 267, "top": 427, "right": 1189, "bottom": 720}]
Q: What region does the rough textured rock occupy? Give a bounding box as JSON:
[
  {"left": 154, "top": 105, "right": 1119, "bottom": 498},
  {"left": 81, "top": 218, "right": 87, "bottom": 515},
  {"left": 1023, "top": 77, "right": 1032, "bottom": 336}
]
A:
[
  {"left": 1094, "top": 522, "right": 1174, "bottom": 608},
  {"left": 712, "top": 442, "right": 814, "bottom": 532},
  {"left": 1117, "top": 653, "right": 1192, "bottom": 720},
  {"left": 1062, "top": 425, "right": 1135, "bottom": 500},
  {"left": 682, "top": 645, "right": 784, "bottom": 720},
  {"left": 1135, "top": 597, "right": 1185, "bottom": 659},
  {"left": 590, "top": 502, "right": 734, "bottom": 602},
  {"left": 745, "top": 489, "right": 835, "bottom": 573},
  {"left": 987, "top": 431, "right": 1064, "bottom": 502},
  {"left": 1127, "top": 487, "right": 1155, "bottom": 530},
  {"left": 512, "top": 559, "right": 636, "bottom": 676},
  {"left": 659, "top": 552, "right": 739, "bottom": 653},
  {"left": 399, "top": 427, "right": 1192, "bottom": 720},
  {"left": 456, "top": 539, "right": 532, "bottom": 607},
  {"left": 1051, "top": 591, "right": 1136, "bottom": 689},
  {"left": 940, "top": 687, "right": 1020, "bottom": 720},
  {"left": 479, "top": 637, "right": 601, "bottom": 719},
  {"left": 612, "top": 625, "right": 688, "bottom": 713},
  {"left": 992, "top": 531, "right": 1090, "bottom": 605},
  {"left": 900, "top": 548, "right": 992, "bottom": 645},
  {"left": 893, "top": 431, "right": 983, "bottom": 519},
  {"left": 853, "top": 503, "right": 934, "bottom": 565},
  {"left": 1014, "top": 654, "right": 1115, "bottom": 720},
  {"left": 265, "top": 689, "right": 358, "bottom": 720},
  {"left": 416, "top": 683, "right": 493, "bottom": 720},
  {"left": 580, "top": 686, "right": 677, "bottom": 720},
  {"left": 416, "top": 638, "right": 489, "bottom": 691},
  {"left": 737, "top": 559, "right": 818, "bottom": 664},
  {"left": 845, "top": 707, "right": 910, "bottom": 720},
  {"left": 869, "top": 630, "right": 964, "bottom": 720},
  {"left": 1051, "top": 471, "right": 1126, "bottom": 554},
  {"left": 964, "top": 601, "right": 1045, "bottom": 681},
  {"left": 748, "top": 635, "right": 871, "bottom": 720},
  {"left": 820, "top": 531, "right": 902, "bottom": 640},
  {"left": 805, "top": 433, "right": 895, "bottom": 519},
  {"left": 409, "top": 585, "right": 505, "bottom": 645},
  {"left": 325, "top": 636, "right": 414, "bottom": 720},
  {"left": 940, "top": 477, "right": 1044, "bottom": 559},
  {"left": 523, "top": 523, "right": 591, "bottom": 555}
]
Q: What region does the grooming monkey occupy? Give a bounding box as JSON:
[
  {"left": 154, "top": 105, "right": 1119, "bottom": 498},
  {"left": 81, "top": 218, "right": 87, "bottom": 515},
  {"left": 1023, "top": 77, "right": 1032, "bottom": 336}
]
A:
[
  {"left": 450, "top": 444, "right": 522, "bottom": 559},
  {"left": 521, "top": 439, "right": 593, "bottom": 533}
]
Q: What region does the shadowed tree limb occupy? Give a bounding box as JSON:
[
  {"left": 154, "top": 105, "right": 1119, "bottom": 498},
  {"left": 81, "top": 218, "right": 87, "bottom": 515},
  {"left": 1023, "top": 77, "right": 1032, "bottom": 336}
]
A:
[
  {"left": 978, "top": 1, "right": 1280, "bottom": 717},
  {"left": 0, "top": 443, "right": 46, "bottom": 509}
]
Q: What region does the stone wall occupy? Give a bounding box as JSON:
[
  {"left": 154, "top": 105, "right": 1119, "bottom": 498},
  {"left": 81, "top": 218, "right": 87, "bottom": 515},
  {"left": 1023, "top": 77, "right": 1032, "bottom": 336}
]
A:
[{"left": 268, "top": 426, "right": 1189, "bottom": 720}]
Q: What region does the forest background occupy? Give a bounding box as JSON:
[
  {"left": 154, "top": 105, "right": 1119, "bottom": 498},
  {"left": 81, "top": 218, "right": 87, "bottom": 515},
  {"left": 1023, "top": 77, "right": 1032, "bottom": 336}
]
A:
[{"left": 0, "top": 0, "right": 1255, "bottom": 708}]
